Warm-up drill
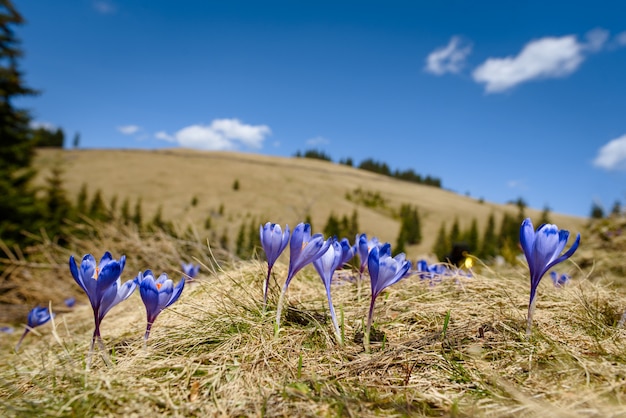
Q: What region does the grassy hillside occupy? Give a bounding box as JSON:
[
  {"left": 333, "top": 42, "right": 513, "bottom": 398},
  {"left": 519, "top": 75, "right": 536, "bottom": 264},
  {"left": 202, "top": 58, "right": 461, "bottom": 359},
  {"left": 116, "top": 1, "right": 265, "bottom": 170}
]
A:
[{"left": 33, "top": 148, "right": 586, "bottom": 258}]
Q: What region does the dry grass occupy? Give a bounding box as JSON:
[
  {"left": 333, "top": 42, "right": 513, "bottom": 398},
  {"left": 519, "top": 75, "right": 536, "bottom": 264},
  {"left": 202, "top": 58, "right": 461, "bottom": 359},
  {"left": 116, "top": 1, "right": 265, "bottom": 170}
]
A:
[
  {"left": 1, "top": 221, "right": 626, "bottom": 417},
  {"left": 33, "top": 148, "right": 586, "bottom": 258}
]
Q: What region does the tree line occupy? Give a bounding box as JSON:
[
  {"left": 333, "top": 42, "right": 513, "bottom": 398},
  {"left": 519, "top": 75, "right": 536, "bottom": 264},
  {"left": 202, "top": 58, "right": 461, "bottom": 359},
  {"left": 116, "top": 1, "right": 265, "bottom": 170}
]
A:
[{"left": 294, "top": 149, "right": 442, "bottom": 188}]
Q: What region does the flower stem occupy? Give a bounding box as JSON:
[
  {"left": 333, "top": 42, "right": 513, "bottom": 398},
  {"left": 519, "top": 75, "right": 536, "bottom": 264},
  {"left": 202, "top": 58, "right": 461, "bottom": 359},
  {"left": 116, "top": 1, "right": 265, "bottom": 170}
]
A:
[
  {"left": 144, "top": 322, "right": 153, "bottom": 349},
  {"left": 14, "top": 329, "right": 29, "bottom": 352},
  {"left": 326, "top": 292, "right": 342, "bottom": 345},
  {"left": 526, "top": 295, "right": 537, "bottom": 336},
  {"left": 275, "top": 283, "right": 287, "bottom": 338},
  {"left": 364, "top": 296, "right": 376, "bottom": 353},
  {"left": 263, "top": 265, "right": 272, "bottom": 311}
]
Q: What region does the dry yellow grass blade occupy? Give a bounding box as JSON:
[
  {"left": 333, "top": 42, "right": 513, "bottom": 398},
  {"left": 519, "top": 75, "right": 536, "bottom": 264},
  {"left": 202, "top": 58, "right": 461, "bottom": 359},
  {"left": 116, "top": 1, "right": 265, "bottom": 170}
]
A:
[{"left": 1, "top": 224, "right": 626, "bottom": 417}]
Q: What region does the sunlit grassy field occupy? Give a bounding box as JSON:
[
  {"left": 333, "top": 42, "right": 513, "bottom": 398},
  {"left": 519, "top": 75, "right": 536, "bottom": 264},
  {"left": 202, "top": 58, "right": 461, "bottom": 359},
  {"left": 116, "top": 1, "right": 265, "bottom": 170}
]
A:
[{"left": 1, "top": 215, "right": 626, "bottom": 417}]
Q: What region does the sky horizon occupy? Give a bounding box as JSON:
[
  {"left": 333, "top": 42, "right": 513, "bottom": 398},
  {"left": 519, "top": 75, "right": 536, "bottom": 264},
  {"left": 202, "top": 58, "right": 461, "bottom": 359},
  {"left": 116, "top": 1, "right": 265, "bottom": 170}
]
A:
[{"left": 13, "top": 0, "right": 626, "bottom": 218}]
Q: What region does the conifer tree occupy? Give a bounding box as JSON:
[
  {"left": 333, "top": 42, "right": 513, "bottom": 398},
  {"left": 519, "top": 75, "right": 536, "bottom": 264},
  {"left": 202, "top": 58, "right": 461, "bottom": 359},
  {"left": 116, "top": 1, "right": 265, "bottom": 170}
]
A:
[
  {"left": 464, "top": 218, "right": 479, "bottom": 254},
  {"left": 432, "top": 222, "right": 449, "bottom": 261},
  {"left": 76, "top": 183, "right": 88, "bottom": 215},
  {"left": 449, "top": 218, "right": 461, "bottom": 244},
  {"left": 133, "top": 198, "right": 143, "bottom": 228},
  {"left": 43, "top": 164, "right": 72, "bottom": 241},
  {"left": 590, "top": 201, "right": 604, "bottom": 219},
  {"left": 0, "top": 0, "right": 40, "bottom": 247},
  {"left": 539, "top": 205, "right": 552, "bottom": 225},
  {"left": 120, "top": 197, "right": 131, "bottom": 225},
  {"left": 480, "top": 213, "right": 497, "bottom": 259},
  {"left": 246, "top": 218, "right": 260, "bottom": 256},
  {"left": 348, "top": 209, "right": 359, "bottom": 239},
  {"left": 323, "top": 212, "right": 340, "bottom": 237},
  {"left": 108, "top": 194, "right": 118, "bottom": 220},
  {"left": 88, "top": 189, "right": 106, "bottom": 221}
]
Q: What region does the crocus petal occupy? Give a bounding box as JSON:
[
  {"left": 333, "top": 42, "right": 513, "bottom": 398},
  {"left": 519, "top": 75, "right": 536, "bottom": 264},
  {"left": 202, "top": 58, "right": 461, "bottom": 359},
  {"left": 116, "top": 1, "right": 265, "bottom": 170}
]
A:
[
  {"left": 544, "top": 232, "right": 580, "bottom": 273},
  {"left": 289, "top": 223, "right": 308, "bottom": 262},
  {"left": 165, "top": 277, "right": 185, "bottom": 308},
  {"left": 69, "top": 256, "right": 88, "bottom": 295},
  {"left": 139, "top": 276, "right": 160, "bottom": 317},
  {"left": 95, "top": 261, "right": 122, "bottom": 295},
  {"left": 156, "top": 276, "right": 174, "bottom": 309},
  {"left": 339, "top": 238, "right": 354, "bottom": 265}
]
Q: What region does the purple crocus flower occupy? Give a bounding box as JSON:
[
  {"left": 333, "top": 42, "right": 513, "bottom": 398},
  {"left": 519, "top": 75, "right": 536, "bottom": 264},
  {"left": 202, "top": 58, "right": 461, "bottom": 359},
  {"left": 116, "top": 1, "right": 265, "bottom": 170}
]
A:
[
  {"left": 69, "top": 252, "right": 136, "bottom": 357},
  {"left": 260, "top": 222, "right": 290, "bottom": 307},
  {"left": 549, "top": 271, "right": 571, "bottom": 288},
  {"left": 313, "top": 238, "right": 344, "bottom": 343},
  {"left": 64, "top": 297, "right": 76, "bottom": 308},
  {"left": 181, "top": 262, "right": 200, "bottom": 280},
  {"left": 276, "top": 223, "right": 330, "bottom": 331},
  {"left": 355, "top": 234, "right": 381, "bottom": 276},
  {"left": 338, "top": 238, "right": 355, "bottom": 266},
  {"left": 520, "top": 218, "right": 580, "bottom": 335},
  {"left": 416, "top": 259, "right": 449, "bottom": 285},
  {"left": 15, "top": 306, "right": 54, "bottom": 351},
  {"left": 365, "top": 244, "right": 411, "bottom": 352},
  {"left": 135, "top": 270, "right": 185, "bottom": 341}
]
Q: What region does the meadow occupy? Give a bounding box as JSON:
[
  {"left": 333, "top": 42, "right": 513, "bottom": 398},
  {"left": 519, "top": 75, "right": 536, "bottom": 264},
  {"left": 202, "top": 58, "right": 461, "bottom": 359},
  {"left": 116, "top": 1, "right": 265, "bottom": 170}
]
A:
[{"left": 1, "top": 148, "right": 624, "bottom": 417}]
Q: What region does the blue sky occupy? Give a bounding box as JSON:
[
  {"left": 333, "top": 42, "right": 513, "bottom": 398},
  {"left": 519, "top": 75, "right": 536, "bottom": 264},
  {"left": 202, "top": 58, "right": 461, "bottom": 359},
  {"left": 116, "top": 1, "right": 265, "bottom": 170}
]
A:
[{"left": 13, "top": 0, "right": 626, "bottom": 218}]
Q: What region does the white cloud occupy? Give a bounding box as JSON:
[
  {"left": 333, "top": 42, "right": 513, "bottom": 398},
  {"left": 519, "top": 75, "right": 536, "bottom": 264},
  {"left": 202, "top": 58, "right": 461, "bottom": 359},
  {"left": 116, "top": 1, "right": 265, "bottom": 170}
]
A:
[
  {"left": 30, "top": 121, "right": 56, "bottom": 131},
  {"left": 584, "top": 28, "right": 609, "bottom": 52},
  {"left": 593, "top": 134, "right": 626, "bottom": 171},
  {"left": 306, "top": 136, "right": 330, "bottom": 146},
  {"left": 473, "top": 35, "right": 586, "bottom": 93},
  {"left": 507, "top": 179, "right": 527, "bottom": 189},
  {"left": 425, "top": 36, "right": 472, "bottom": 75},
  {"left": 93, "top": 0, "right": 116, "bottom": 14},
  {"left": 615, "top": 31, "right": 626, "bottom": 46},
  {"left": 156, "top": 118, "right": 271, "bottom": 151},
  {"left": 117, "top": 125, "right": 141, "bottom": 135},
  {"left": 155, "top": 131, "right": 175, "bottom": 142}
]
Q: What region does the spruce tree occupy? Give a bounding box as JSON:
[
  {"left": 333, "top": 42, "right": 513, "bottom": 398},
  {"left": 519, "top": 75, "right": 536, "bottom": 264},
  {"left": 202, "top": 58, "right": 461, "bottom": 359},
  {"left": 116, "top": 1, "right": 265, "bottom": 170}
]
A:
[
  {"left": 235, "top": 223, "right": 246, "bottom": 257},
  {"left": 539, "top": 205, "right": 552, "bottom": 225},
  {"left": 133, "top": 198, "right": 143, "bottom": 228},
  {"left": 0, "top": 0, "right": 40, "bottom": 247},
  {"left": 480, "top": 213, "right": 497, "bottom": 259},
  {"left": 42, "top": 164, "right": 72, "bottom": 242},
  {"left": 432, "top": 222, "right": 449, "bottom": 261},
  {"left": 449, "top": 218, "right": 461, "bottom": 244},
  {"left": 464, "top": 218, "right": 479, "bottom": 254},
  {"left": 76, "top": 183, "right": 88, "bottom": 215},
  {"left": 88, "top": 189, "right": 106, "bottom": 221},
  {"left": 323, "top": 212, "right": 340, "bottom": 238}
]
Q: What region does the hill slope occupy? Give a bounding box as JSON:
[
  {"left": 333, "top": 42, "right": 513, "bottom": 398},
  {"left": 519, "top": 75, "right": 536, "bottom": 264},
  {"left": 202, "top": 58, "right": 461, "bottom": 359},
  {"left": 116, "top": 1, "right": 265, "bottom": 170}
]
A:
[{"left": 34, "top": 148, "right": 585, "bottom": 257}]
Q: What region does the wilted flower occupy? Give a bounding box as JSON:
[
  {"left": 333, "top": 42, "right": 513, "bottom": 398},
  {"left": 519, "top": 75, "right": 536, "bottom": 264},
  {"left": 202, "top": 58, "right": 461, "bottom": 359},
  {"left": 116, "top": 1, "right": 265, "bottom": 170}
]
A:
[
  {"left": 260, "top": 222, "right": 290, "bottom": 307},
  {"left": 313, "top": 238, "right": 345, "bottom": 343},
  {"left": 520, "top": 218, "right": 580, "bottom": 335},
  {"left": 365, "top": 244, "right": 411, "bottom": 352},
  {"left": 69, "top": 252, "right": 136, "bottom": 360},
  {"left": 181, "top": 262, "right": 200, "bottom": 280},
  {"left": 135, "top": 270, "right": 185, "bottom": 341},
  {"left": 549, "top": 271, "right": 570, "bottom": 288},
  {"left": 276, "top": 223, "right": 330, "bottom": 332},
  {"left": 15, "top": 306, "right": 54, "bottom": 351}
]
